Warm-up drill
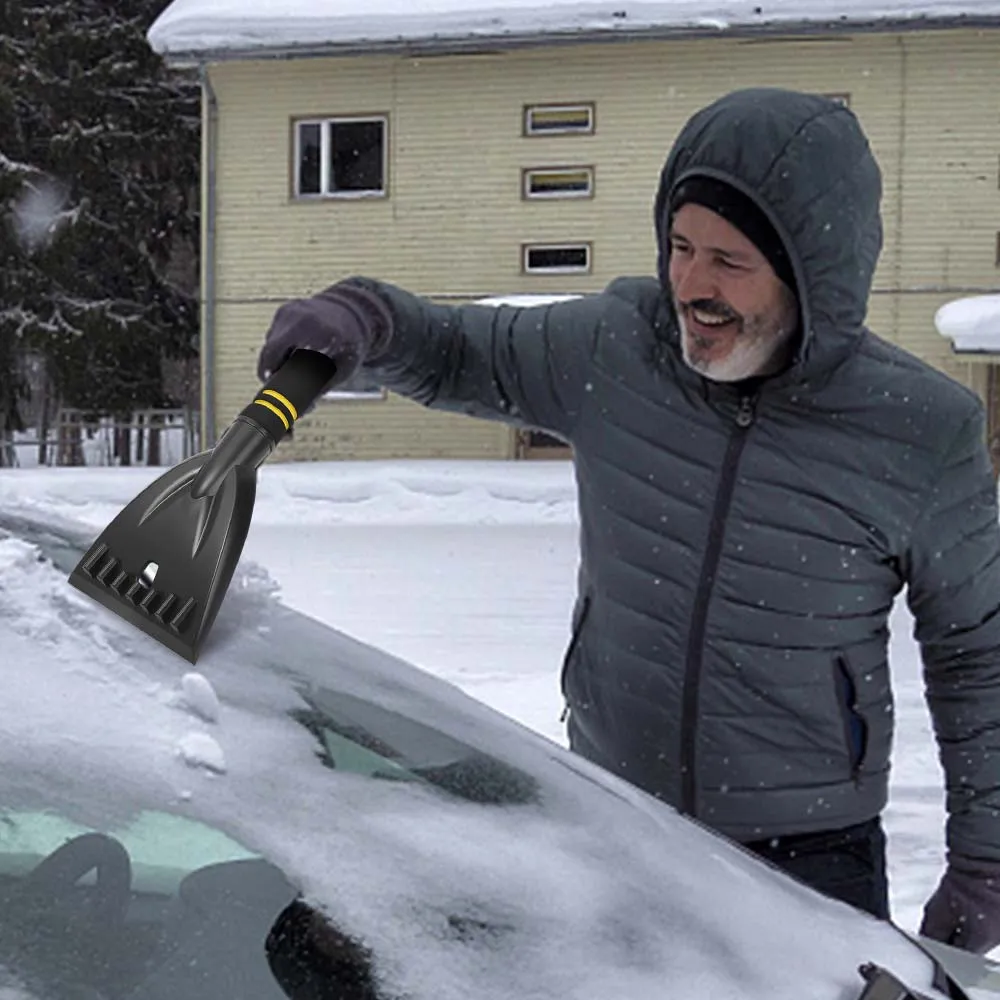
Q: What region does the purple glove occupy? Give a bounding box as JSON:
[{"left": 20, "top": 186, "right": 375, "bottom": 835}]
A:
[
  {"left": 920, "top": 859, "right": 1000, "bottom": 954},
  {"left": 257, "top": 281, "right": 394, "bottom": 386}
]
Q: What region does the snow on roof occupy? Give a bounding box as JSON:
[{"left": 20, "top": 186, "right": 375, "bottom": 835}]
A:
[
  {"left": 935, "top": 294, "right": 1000, "bottom": 353},
  {"left": 146, "top": 0, "right": 1000, "bottom": 58}
]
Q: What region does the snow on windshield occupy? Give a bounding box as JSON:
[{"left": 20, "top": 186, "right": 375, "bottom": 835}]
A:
[
  {"left": 146, "top": 0, "right": 1000, "bottom": 56},
  {"left": 0, "top": 526, "right": 949, "bottom": 1000}
]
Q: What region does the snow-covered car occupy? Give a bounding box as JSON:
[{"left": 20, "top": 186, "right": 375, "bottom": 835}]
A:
[{"left": 0, "top": 505, "right": 998, "bottom": 1000}]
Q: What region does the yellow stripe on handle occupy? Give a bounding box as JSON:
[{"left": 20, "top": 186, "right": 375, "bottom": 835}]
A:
[
  {"left": 254, "top": 398, "right": 290, "bottom": 430},
  {"left": 262, "top": 389, "right": 298, "bottom": 421}
]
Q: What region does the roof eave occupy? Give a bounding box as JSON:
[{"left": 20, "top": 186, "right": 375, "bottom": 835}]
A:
[{"left": 156, "top": 14, "right": 1000, "bottom": 68}]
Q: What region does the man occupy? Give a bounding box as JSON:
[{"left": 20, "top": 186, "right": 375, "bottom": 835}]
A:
[{"left": 257, "top": 87, "right": 1000, "bottom": 951}]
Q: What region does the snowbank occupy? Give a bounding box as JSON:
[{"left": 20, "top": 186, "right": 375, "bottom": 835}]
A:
[
  {"left": 0, "top": 460, "right": 579, "bottom": 530},
  {"left": 147, "top": 0, "right": 1000, "bottom": 56}
]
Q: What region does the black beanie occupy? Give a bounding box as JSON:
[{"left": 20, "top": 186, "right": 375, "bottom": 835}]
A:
[{"left": 669, "top": 177, "right": 797, "bottom": 296}]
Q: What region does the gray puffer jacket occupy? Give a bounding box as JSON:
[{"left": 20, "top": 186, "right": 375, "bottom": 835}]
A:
[{"left": 347, "top": 87, "right": 1000, "bottom": 859}]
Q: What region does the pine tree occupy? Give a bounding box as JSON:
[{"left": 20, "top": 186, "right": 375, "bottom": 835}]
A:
[
  {"left": 0, "top": 0, "right": 199, "bottom": 462},
  {"left": 0, "top": 3, "right": 36, "bottom": 450}
]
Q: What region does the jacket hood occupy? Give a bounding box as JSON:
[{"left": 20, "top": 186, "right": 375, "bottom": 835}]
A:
[{"left": 654, "top": 87, "right": 884, "bottom": 379}]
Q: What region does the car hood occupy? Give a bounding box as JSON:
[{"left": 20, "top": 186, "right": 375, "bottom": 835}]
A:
[{"left": 0, "top": 502, "right": 993, "bottom": 1000}]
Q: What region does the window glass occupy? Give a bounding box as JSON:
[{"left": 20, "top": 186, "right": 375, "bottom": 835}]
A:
[
  {"left": 524, "top": 104, "right": 594, "bottom": 135},
  {"left": 297, "top": 122, "right": 322, "bottom": 196},
  {"left": 329, "top": 120, "right": 384, "bottom": 194},
  {"left": 523, "top": 244, "right": 590, "bottom": 274},
  {"left": 0, "top": 808, "right": 317, "bottom": 999},
  {"left": 525, "top": 167, "right": 593, "bottom": 198},
  {"left": 290, "top": 687, "right": 540, "bottom": 807},
  {"left": 0, "top": 810, "right": 257, "bottom": 893}
]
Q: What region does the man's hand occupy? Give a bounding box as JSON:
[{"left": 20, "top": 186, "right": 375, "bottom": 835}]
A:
[
  {"left": 257, "top": 282, "right": 393, "bottom": 386},
  {"left": 920, "top": 859, "right": 1000, "bottom": 954}
]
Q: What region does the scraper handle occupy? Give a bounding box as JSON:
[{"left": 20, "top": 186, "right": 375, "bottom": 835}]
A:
[{"left": 239, "top": 349, "right": 340, "bottom": 445}]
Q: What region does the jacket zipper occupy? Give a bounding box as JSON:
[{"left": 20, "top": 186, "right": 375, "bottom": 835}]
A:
[{"left": 680, "top": 393, "right": 757, "bottom": 816}]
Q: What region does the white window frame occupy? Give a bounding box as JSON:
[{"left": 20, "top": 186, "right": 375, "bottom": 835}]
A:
[
  {"left": 523, "top": 166, "right": 594, "bottom": 200},
  {"left": 322, "top": 376, "right": 388, "bottom": 403},
  {"left": 293, "top": 115, "right": 388, "bottom": 200},
  {"left": 522, "top": 242, "right": 592, "bottom": 275},
  {"left": 523, "top": 103, "right": 595, "bottom": 137}
]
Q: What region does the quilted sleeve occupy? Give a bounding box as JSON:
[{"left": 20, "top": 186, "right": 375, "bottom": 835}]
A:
[{"left": 903, "top": 407, "right": 1000, "bottom": 863}]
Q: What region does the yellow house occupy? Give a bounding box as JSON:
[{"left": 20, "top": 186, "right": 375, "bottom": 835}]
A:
[{"left": 148, "top": 2, "right": 1000, "bottom": 463}]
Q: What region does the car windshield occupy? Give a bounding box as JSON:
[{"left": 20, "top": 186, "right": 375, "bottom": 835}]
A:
[
  {"left": 0, "top": 512, "right": 974, "bottom": 1000},
  {"left": 0, "top": 682, "right": 538, "bottom": 1000},
  {"left": 289, "top": 685, "right": 539, "bottom": 807},
  {"left": 0, "top": 807, "right": 305, "bottom": 1000}
]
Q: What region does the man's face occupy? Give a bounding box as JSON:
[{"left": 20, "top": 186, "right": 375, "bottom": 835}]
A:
[{"left": 667, "top": 203, "right": 799, "bottom": 383}]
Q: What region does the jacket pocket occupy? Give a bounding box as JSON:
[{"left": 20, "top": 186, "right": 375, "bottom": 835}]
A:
[
  {"left": 559, "top": 594, "right": 592, "bottom": 718},
  {"left": 832, "top": 653, "right": 869, "bottom": 776}
]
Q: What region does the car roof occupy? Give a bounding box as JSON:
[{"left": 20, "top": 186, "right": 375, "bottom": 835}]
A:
[{"left": 0, "top": 504, "right": 961, "bottom": 1000}]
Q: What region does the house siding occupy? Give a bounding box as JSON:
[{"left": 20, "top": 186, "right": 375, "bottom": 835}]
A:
[
  {"left": 893, "top": 30, "right": 1000, "bottom": 387},
  {"left": 205, "top": 27, "right": 1000, "bottom": 461}
]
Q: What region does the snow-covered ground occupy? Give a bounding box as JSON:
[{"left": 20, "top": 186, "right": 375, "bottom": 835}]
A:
[{"left": 0, "top": 459, "right": 950, "bottom": 947}]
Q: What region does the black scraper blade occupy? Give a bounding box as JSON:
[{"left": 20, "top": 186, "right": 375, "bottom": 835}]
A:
[{"left": 68, "top": 453, "right": 257, "bottom": 663}]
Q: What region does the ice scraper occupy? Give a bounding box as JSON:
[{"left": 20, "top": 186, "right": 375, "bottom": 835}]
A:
[{"left": 67, "top": 349, "right": 338, "bottom": 664}]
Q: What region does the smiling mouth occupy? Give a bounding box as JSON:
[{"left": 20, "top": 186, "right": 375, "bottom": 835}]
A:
[
  {"left": 685, "top": 305, "right": 739, "bottom": 334},
  {"left": 691, "top": 308, "right": 734, "bottom": 327}
]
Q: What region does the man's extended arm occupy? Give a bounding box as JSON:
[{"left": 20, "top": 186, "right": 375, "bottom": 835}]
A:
[
  {"left": 903, "top": 407, "right": 1000, "bottom": 952},
  {"left": 258, "top": 277, "right": 607, "bottom": 443}
]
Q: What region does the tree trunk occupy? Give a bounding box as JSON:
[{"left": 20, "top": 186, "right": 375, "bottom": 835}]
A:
[
  {"left": 148, "top": 412, "right": 162, "bottom": 466},
  {"left": 115, "top": 422, "right": 131, "bottom": 466},
  {"left": 0, "top": 418, "right": 16, "bottom": 468},
  {"left": 135, "top": 412, "right": 145, "bottom": 463},
  {"left": 37, "top": 375, "right": 52, "bottom": 467}
]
